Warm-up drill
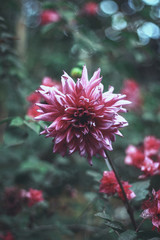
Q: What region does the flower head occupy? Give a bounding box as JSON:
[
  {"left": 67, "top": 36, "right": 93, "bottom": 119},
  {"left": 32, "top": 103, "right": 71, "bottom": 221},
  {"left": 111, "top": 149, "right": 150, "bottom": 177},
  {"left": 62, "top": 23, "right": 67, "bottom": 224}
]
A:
[
  {"left": 99, "top": 170, "right": 135, "bottom": 200},
  {"left": 83, "top": 2, "right": 98, "bottom": 15},
  {"left": 141, "top": 189, "right": 160, "bottom": 231},
  {"left": 0, "top": 232, "right": 15, "bottom": 240},
  {"left": 36, "top": 66, "right": 130, "bottom": 165},
  {"left": 99, "top": 171, "right": 118, "bottom": 195},
  {"left": 27, "top": 189, "right": 44, "bottom": 207},
  {"left": 27, "top": 77, "right": 61, "bottom": 118},
  {"left": 125, "top": 136, "right": 160, "bottom": 178},
  {"left": 144, "top": 136, "right": 160, "bottom": 157},
  {"left": 40, "top": 10, "right": 61, "bottom": 25},
  {"left": 116, "top": 181, "right": 136, "bottom": 200},
  {"left": 121, "top": 79, "right": 143, "bottom": 111}
]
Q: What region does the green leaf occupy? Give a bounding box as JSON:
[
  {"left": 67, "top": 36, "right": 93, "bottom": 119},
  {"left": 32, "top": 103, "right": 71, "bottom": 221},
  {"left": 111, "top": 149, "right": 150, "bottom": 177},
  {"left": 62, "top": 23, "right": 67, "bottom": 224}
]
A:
[
  {"left": 95, "top": 211, "right": 111, "bottom": 220},
  {"left": 86, "top": 170, "right": 102, "bottom": 182},
  {"left": 20, "top": 157, "right": 55, "bottom": 174},
  {"left": 105, "top": 220, "right": 124, "bottom": 231},
  {"left": 10, "top": 116, "right": 23, "bottom": 127},
  {"left": 118, "top": 230, "right": 137, "bottom": 240},
  {"left": 41, "top": 23, "right": 56, "bottom": 34},
  {"left": 24, "top": 120, "right": 41, "bottom": 134},
  {"left": 84, "top": 192, "right": 97, "bottom": 201},
  {"left": 131, "top": 180, "right": 150, "bottom": 201}
]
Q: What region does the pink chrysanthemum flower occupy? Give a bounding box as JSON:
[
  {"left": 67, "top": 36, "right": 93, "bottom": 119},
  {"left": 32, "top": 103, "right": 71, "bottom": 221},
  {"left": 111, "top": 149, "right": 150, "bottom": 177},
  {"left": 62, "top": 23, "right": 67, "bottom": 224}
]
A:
[
  {"left": 141, "top": 189, "right": 160, "bottom": 231},
  {"left": 36, "top": 66, "right": 130, "bottom": 165},
  {"left": 99, "top": 171, "right": 136, "bottom": 200}
]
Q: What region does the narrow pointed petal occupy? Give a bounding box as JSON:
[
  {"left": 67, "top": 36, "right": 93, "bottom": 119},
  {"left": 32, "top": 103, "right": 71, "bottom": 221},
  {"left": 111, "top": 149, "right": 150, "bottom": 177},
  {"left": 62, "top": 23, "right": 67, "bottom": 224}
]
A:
[
  {"left": 90, "top": 68, "right": 101, "bottom": 83},
  {"left": 81, "top": 65, "right": 88, "bottom": 87}
]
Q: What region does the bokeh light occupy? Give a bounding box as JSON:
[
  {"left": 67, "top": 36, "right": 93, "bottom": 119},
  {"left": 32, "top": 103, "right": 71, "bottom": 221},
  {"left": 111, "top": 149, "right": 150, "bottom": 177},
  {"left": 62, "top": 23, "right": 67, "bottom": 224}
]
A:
[
  {"left": 100, "top": 0, "right": 118, "bottom": 15},
  {"left": 137, "top": 21, "right": 160, "bottom": 40},
  {"left": 128, "top": 0, "right": 145, "bottom": 11},
  {"left": 22, "top": 0, "right": 41, "bottom": 28},
  {"left": 112, "top": 12, "right": 127, "bottom": 30},
  {"left": 142, "top": 0, "right": 159, "bottom": 6}
]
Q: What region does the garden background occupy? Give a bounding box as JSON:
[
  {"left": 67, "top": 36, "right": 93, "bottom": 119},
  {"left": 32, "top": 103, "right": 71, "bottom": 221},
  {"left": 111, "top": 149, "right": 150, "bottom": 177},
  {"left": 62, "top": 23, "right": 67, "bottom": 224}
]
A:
[{"left": 0, "top": 0, "right": 160, "bottom": 239}]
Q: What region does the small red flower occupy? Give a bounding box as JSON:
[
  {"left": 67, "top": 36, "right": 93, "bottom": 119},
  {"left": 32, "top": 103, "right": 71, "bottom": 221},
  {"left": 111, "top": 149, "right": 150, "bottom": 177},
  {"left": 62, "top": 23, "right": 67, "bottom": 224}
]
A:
[
  {"left": 99, "top": 171, "right": 136, "bottom": 200},
  {"left": 83, "top": 2, "right": 98, "bottom": 15},
  {"left": 41, "top": 10, "right": 61, "bottom": 25},
  {"left": 27, "top": 104, "right": 41, "bottom": 118},
  {"left": 141, "top": 189, "right": 160, "bottom": 231},
  {"left": 125, "top": 145, "right": 145, "bottom": 168},
  {"left": 144, "top": 136, "right": 160, "bottom": 157},
  {"left": 125, "top": 136, "right": 160, "bottom": 178},
  {"left": 121, "top": 79, "right": 143, "bottom": 111},
  {"left": 27, "top": 92, "right": 40, "bottom": 104},
  {"left": 26, "top": 77, "right": 61, "bottom": 118},
  {"left": 116, "top": 181, "right": 136, "bottom": 200},
  {"left": 99, "top": 171, "right": 118, "bottom": 195},
  {"left": 0, "top": 232, "right": 15, "bottom": 240},
  {"left": 27, "top": 189, "right": 44, "bottom": 207}
]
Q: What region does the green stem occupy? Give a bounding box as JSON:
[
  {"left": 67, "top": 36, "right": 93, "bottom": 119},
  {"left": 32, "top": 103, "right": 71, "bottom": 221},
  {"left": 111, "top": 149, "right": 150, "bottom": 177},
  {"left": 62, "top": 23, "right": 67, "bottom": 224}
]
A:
[
  {"left": 105, "top": 151, "right": 137, "bottom": 230},
  {"left": 136, "top": 219, "right": 145, "bottom": 232}
]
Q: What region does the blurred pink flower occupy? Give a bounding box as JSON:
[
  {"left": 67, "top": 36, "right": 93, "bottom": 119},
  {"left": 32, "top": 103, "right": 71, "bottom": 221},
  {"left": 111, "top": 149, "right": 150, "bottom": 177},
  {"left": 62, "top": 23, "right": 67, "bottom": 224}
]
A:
[
  {"left": 141, "top": 189, "right": 160, "bottom": 231},
  {"left": 116, "top": 181, "right": 136, "bottom": 200},
  {"left": 27, "top": 189, "right": 44, "bottom": 207},
  {"left": 99, "top": 171, "right": 136, "bottom": 200},
  {"left": 121, "top": 79, "right": 143, "bottom": 111},
  {"left": 40, "top": 10, "right": 61, "bottom": 25},
  {"left": 27, "top": 77, "right": 61, "bottom": 118},
  {"left": 27, "top": 91, "right": 40, "bottom": 104},
  {"left": 125, "top": 136, "right": 160, "bottom": 178},
  {"left": 27, "top": 104, "right": 41, "bottom": 118},
  {"left": 36, "top": 66, "right": 130, "bottom": 165},
  {"left": 144, "top": 136, "right": 160, "bottom": 157},
  {"left": 0, "top": 232, "right": 15, "bottom": 240},
  {"left": 125, "top": 145, "right": 145, "bottom": 168},
  {"left": 99, "top": 171, "right": 117, "bottom": 195},
  {"left": 83, "top": 2, "right": 98, "bottom": 15}
]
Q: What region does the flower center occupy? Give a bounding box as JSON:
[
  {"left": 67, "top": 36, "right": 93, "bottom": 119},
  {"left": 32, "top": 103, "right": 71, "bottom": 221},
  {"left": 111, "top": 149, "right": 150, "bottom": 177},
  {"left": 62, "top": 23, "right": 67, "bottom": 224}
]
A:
[{"left": 71, "top": 107, "right": 95, "bottom": 131}]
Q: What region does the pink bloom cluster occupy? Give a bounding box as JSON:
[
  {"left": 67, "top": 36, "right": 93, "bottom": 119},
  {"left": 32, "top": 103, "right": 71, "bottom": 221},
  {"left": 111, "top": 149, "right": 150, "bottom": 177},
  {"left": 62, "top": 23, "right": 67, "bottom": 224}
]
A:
[
  {"left": 22, "top": 188, "right": 44, "bottom": 207},
  {"left": 4, "top": 187, "right": 44, "bottom": 215},
  {"left": 141, "top": 189, "right": 160, "bottom": 231},
  {"left": 0, "top": 232, "right": 14, "bottom": 240},
  {"left": 36, "top": 66, "right": 130, "bottom": 165},
  {"left": 99, "top": 171, "right": 136, "bottom": 200},
  {"left": 125, "top": 136, "right": 160, "bottom": 178},
  {"left": 40, "top": 10, "right": 61, "bottom": 25},
  {"left": 121, "top": 79, "right": 143, "bottom": 111},
  {"left": 27, "top": 77, "right": 61, "bottom": 118},
  {"left": 83, "top": 2, "right": 98, "bottom": 15}
]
